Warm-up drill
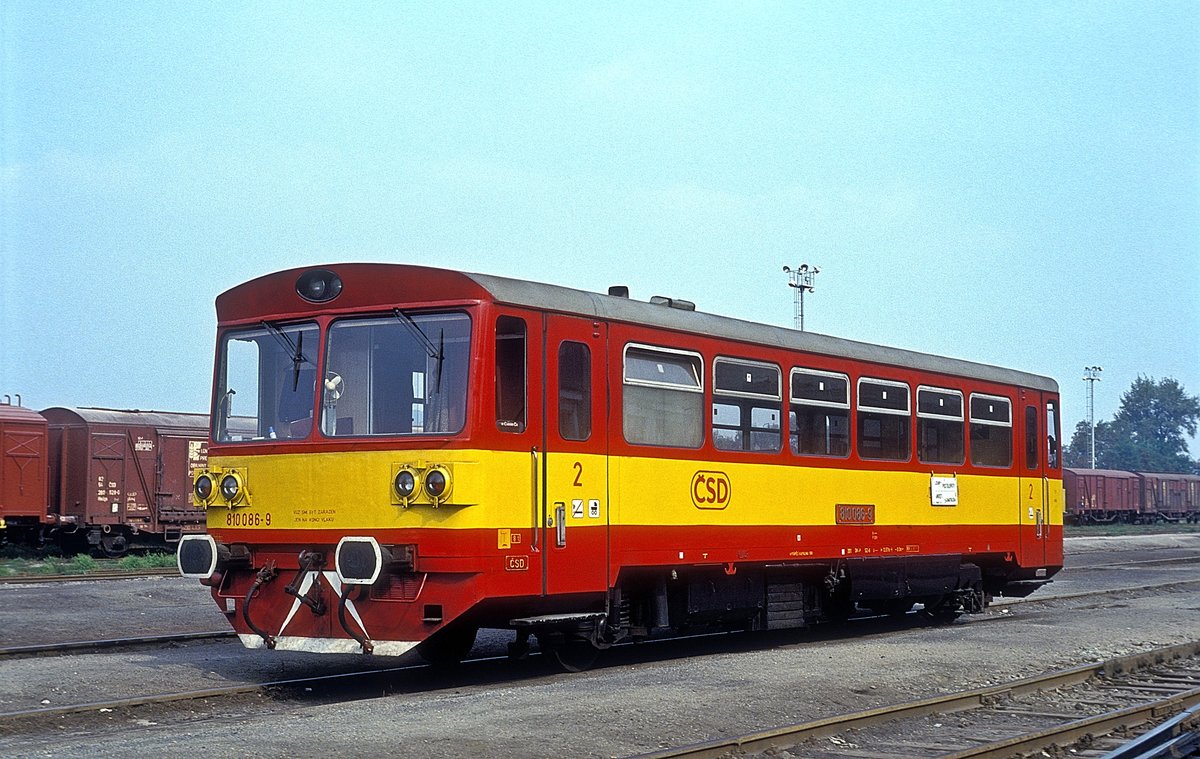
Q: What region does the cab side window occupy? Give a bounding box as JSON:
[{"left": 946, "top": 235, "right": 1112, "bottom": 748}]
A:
[{"left": 495, "top": 316, "right": 527, "bottom": 433}]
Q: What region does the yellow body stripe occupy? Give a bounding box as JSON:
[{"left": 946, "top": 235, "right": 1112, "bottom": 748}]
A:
[{"left": 207, "top": 449, "right": 1063, "bottom": 533}]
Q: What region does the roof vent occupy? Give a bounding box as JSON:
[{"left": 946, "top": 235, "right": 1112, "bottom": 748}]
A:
[
  {"left": 649, "top": 296, "right": 696, "bottom": 312},
  {"left": 608, "top": 285, "right": 630, "bottom": 298}
]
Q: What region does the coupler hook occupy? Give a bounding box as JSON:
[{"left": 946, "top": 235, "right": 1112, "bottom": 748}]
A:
[
  {"left": 243, "top": 560, "right": 279, "bottom": 649},
  {"left": 283, "top": 550, "right": 327, "bottom": 615}
]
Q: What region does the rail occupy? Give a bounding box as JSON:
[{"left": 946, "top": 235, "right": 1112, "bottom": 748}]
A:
[
  {"left": 636, "top": 641, "right": 1200, "bottom": 759},
  {"left": 0, "top": 631, "right": 236, "bottom": 660},
  {"left": 0, "top": 567, "right": 179, "bottom": 584}
]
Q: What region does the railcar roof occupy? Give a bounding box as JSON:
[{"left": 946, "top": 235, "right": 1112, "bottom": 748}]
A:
[
  {"left": 463, "top": 271, "right": 1058, "bottom": 393},
  {"left": 40, "top": 407, "right": 211, "bottom": 430},
  {"left": 1063, "top": 467, "right": 1141, "bottom": 478},
  {"left": 0, "top": 404, "right": 47, "bottom": 424},
  {"left": 219, "top": 263, "right": 1057, "bottom": 393}
]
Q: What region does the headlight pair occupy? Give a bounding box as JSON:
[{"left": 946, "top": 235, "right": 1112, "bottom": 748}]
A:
[
  {"left": 393, "top": 464, "right": 452, "bottom": 507},
  {"left": 194, "top": 469, "right": 247, "bottom": 507}
]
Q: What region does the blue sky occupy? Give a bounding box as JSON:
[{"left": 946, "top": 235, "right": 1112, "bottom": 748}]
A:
[{"left": 2, "top": 2, "right": 1197, "bottom": 452}]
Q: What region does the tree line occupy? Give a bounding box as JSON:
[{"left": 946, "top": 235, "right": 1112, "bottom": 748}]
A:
[{"left": 1063, "top": 376, "right": 1200, "bottom": 474}]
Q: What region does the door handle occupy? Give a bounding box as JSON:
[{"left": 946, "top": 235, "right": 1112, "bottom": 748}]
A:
[
  {"left": 530, "top": 447, "right": 540, "bottom": 552},
  {"left": 554, "top": 502, "right": 566, "bottom": 548}
]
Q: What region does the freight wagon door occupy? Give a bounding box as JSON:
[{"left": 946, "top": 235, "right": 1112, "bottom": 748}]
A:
[
  {"left": 1, "top": 422, "right": 47, "bottom": 519},
  {"left": 542, "top": 314, "right": 609, "bottom": 596},
  {"left": 91, "top": 434, "right": 127, "bottom": 524}
]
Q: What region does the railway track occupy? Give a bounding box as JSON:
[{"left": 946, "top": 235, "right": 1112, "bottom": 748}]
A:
[
  {"left": 0, "top": 657, "right": 471, "bottom": 728},
  {"left": 0, "top": 567, "right": 178, "bottom": 584},
  {"left": 637, "top": 641, "right": 1200, "bottom": 759},
  {"left": 0, "top": 630, "right": 235, "bottom": 660}
]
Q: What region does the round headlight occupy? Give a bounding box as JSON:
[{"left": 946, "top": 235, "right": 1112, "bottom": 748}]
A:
[
  {"left": 220, "top": 474, "right": 240, "bottom": 502},
  {"left": 194, "top": 474, "right": 214, "bottom": 502},
  {"left": 424, "top": 469, "right": 447, "bottom": 499},
  {"left": 394, "top": 469, "right": 417, "bottom": 499},
  {"left": 296, "top": 269, "right": 343, "bottom": 303}
]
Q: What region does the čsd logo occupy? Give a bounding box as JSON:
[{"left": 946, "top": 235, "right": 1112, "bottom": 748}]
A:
[{"left": 691, "top": 471, "right": 731, "bottom": 510}]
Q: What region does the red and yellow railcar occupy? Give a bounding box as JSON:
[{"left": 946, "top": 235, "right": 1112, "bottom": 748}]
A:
[{"left": 179, "top": 264, "right": 1063, "bottom": 667}]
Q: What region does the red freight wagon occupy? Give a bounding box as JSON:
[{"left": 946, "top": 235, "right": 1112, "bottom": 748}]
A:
[
  {"left": 1063, "top": 468, "right": 1141, "bottom": 524},
  {"left": 0, "top": 401, "right": 49, "bottom": 545},
  {"left": 42, "top": 407, "right": 213, "bottom": 556}
]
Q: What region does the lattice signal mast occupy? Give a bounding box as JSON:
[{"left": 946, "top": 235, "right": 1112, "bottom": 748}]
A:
[
  {"left": 783, "top": 264, "right": 819, "bottom": 331},
  {"left": 1083, "top": 366, "right": 1103, "bottom": 469}
]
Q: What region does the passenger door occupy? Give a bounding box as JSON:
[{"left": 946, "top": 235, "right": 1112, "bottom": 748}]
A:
[
  {"left": 1018, "top": 393, "right": 1060, "bottom": 569},
  {"left": 542, "top": 314, "right": 609, "bottom": 596}
]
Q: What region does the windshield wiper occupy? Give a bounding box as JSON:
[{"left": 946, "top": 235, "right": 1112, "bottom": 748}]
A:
[
  {"left": 393, "top": 309, "right": 445, "bottom": 392},
  {"left": 261, "top": 321, "right": 311, "bottom": 391}
]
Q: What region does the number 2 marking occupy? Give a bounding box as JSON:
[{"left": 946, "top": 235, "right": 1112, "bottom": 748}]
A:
[{"left": 573, "top": 461, "right": 583, "bottom": 487}]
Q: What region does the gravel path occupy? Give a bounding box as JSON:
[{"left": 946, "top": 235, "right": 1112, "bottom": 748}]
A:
[{"left": 1, "top": 534, "right": 1197, "bottom": 758}]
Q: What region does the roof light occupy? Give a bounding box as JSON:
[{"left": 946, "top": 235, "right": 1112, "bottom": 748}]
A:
[{"left": 296, "top": 269, "right": 343, "bottom": 303}]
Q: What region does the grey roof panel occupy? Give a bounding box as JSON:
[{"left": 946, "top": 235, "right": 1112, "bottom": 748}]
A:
[
  {"left": 40, "top": 407, "right": 211, "bottom": 430},
  {"left": 464, "top": 271, "right": 1058, "bottom": 393}
]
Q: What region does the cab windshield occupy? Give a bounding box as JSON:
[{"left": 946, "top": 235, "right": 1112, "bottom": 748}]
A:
[
  {"left": 320, "top": 311, "right": 471, "bottom": 437},
  {"left": 214, "top": 322, "right": 320, "bottom": 442}
]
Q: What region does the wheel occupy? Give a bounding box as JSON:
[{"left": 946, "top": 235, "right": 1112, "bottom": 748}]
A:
[
  {"left": 100, "top": 533, "right": 128, "bottom": 558},
  {"left": 920, "top": 595, "right": 962, "bottom": 623},
  {"left": 417, "top": 624, "right": 477, "bottom": 665},
  {"left": 548, "top": 638, "right": 600, "bottom": 673}
]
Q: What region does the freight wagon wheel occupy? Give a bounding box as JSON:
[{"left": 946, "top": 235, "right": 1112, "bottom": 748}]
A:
[
  {"left": 100, "top": 533, "right": 128, "bottom": 558},
  {"left": 416, "top": 623, "right": 478, "bottom": 666}
]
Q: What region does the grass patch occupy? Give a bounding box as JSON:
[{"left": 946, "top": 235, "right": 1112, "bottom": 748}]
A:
[
  {"left": 0, "top": 550, "right": 175, "bottom": 576},
  {"left": 116, "top": 553, "right": 177, "bottom": 570},
  {"left": 1065, "top": 522, "right": 1200, "bottom": 537}
]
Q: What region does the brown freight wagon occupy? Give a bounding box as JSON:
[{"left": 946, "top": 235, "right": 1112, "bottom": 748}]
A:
[
  {"left": 0, "top": 400, "right": 49, "bottom": 545},
  {"left": 41, "top": 407, "right": 214, "bottom": 556},
  {"left": 1136, "top": 471, "right": 1198, "bottom": 523},
  {"left": 1062, "top": 467, "right": 1141, "bottom": 524}
]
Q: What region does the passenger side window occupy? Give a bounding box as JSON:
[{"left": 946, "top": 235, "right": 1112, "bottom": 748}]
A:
[
  {"left": 790, "top": 369, "right": 850, "bottom": 457},
  {"left": 969, "top": 394, "right": 1012, "bottom": 467},
  {"left": 917, "top": 387, "right": 964, "bottom": 465},
  {"left": 495, "top": 316, "right": 527, "bottom": 433},
  {"left": 711, "top": 358, "right": 781, "bottom": 452},
  {"left": 622, "top": 345, "right": 703, "bottom": 448},
  {"left": 857, "top": 379, "right": 910, "bottom": 461}
]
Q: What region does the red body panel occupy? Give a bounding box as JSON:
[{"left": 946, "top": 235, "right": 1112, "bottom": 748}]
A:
[{"left": 0, "top": 404, "right": 48, "bottom": 524}]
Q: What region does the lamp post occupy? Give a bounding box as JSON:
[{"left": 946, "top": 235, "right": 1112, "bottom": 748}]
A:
[
  {"left": 1083, "top": 366, "right": 1103, "bottom": 469},
  {"left": 783, "top": 264, "right": 820, "bottom": 331}
]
